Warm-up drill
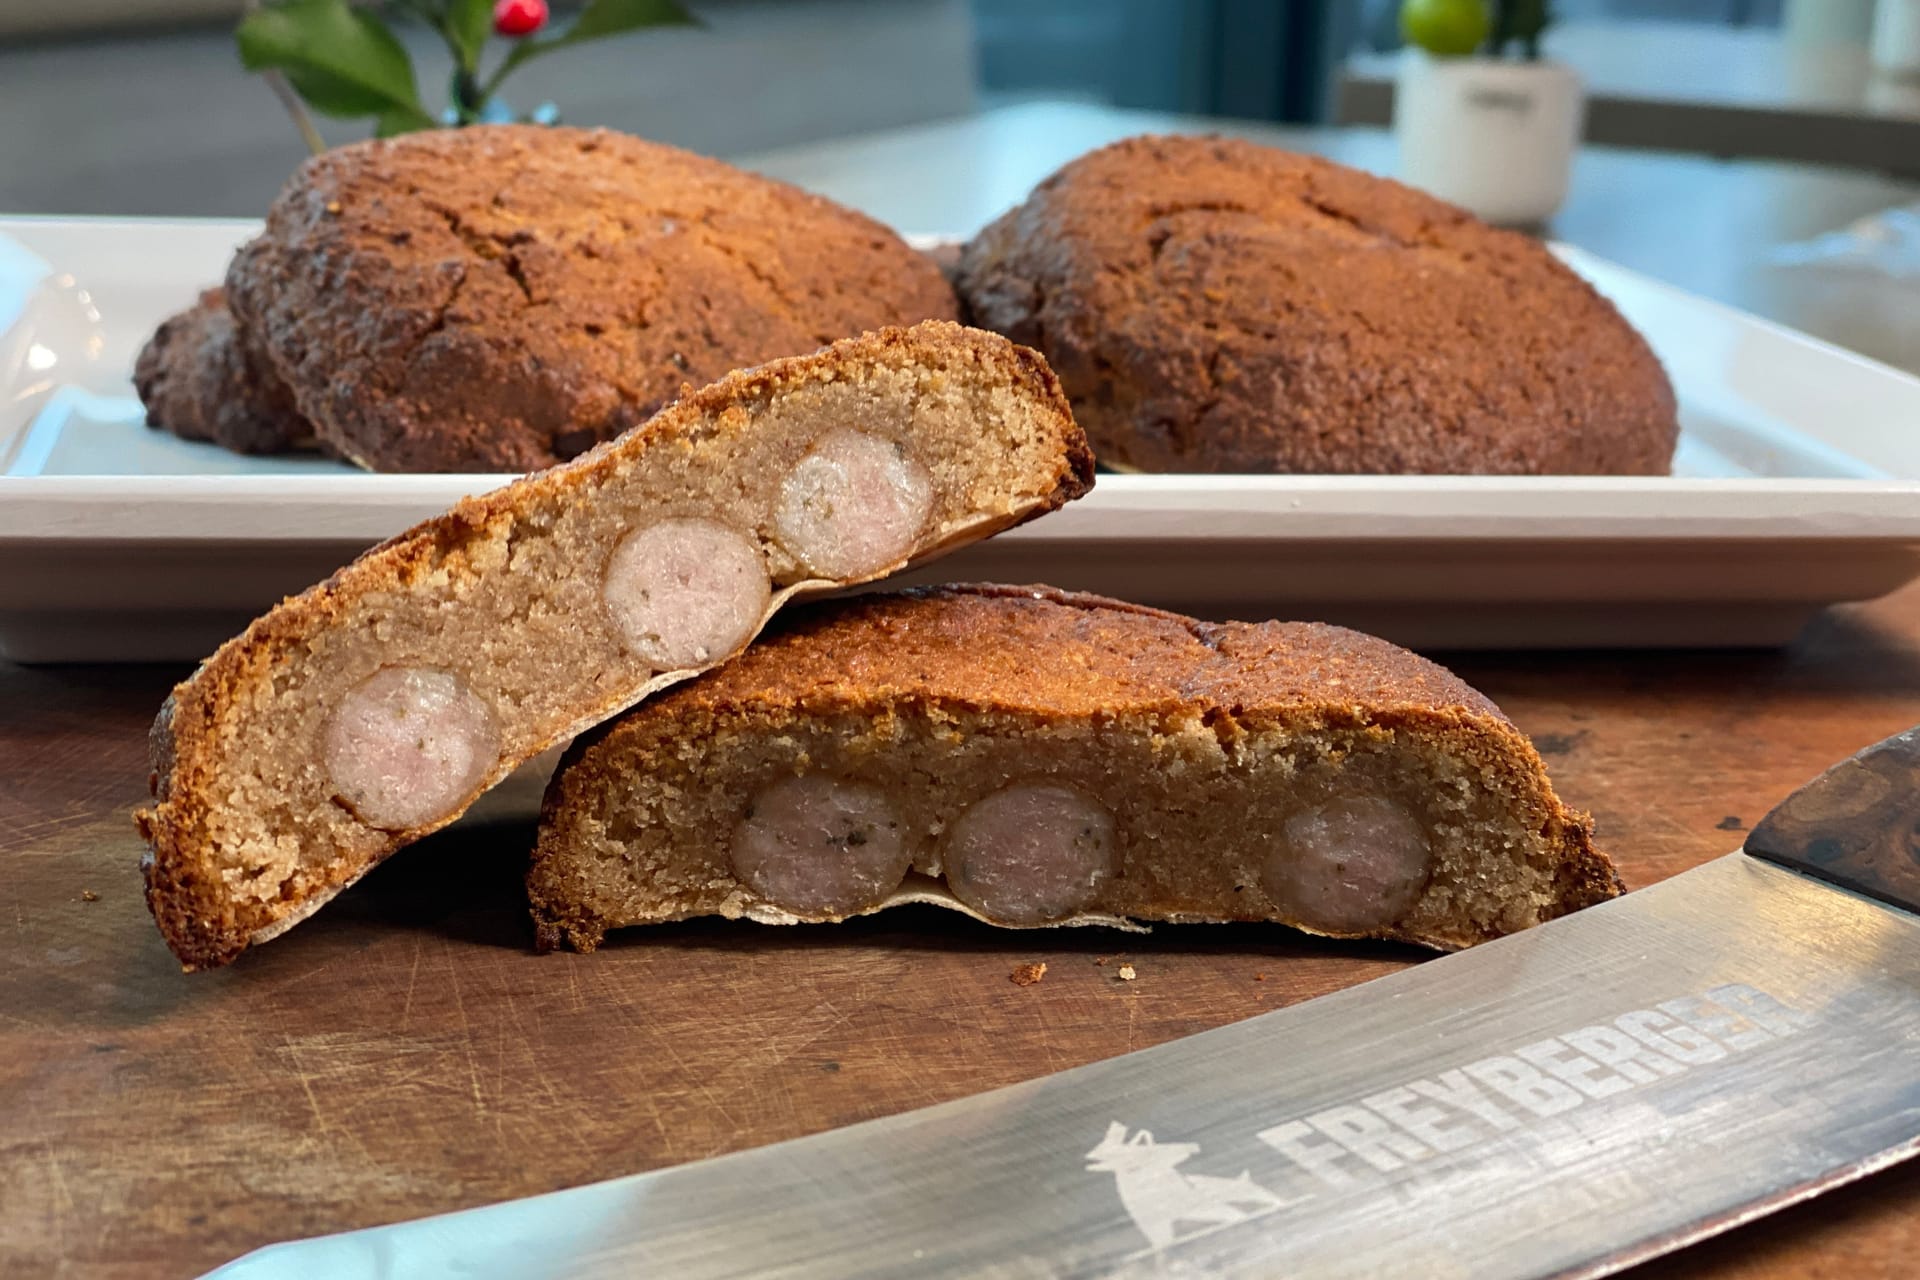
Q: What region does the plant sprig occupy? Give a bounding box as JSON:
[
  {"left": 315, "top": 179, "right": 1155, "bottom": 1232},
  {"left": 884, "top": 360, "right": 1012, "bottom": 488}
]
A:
[
  {"left": 1488, "top": 0, "right": 1550, "bottom": 60},
  {"left": 1400, "top": 0, "right": 1551, "bottom": 61},
  {"left": 237, "top": 0, "right": 699, "bottom": 151}
]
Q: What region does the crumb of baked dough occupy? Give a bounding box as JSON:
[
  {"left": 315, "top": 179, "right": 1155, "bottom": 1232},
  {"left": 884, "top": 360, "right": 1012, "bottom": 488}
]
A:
[
  {"left": 80, "top": 889, "right": 99, "bottom": 903},
  {"left": 1010, "top": 962, "right": 1048, "bottom": 987},
  {"left": 1117, "top": 964, "right": 1137, "bottom": 981}
]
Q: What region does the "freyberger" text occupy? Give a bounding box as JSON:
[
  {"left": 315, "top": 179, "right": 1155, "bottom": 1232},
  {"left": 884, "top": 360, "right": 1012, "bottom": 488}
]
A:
[{"left": 1254, "top": 983, "right": 1810, "bottom": 1186}]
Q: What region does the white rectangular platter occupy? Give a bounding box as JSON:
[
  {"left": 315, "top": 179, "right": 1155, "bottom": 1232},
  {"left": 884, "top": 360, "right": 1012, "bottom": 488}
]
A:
[{"left": 2, "top": 216, "right": 1918, "bottom": 661}]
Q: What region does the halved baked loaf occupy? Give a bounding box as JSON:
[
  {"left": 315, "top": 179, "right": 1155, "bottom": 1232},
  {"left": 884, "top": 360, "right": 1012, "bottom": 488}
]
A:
[
  {"left": 529, "top": 585, "right": 1620, "bottom": 952},
  {"left": 137, "top": 323, "right": 1093, "bottom": 970}
]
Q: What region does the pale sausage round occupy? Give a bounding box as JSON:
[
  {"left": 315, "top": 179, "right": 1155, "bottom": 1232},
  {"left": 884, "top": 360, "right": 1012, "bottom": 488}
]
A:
[
  {"left": 775, "top": 430, "right": 933, "bottom": 579},
  {"left": 324, "top": 666, "right": 500, "bottom": 831},
  {"left": 730, "top": 774, "right": 913, "bottom": 916},
  {"left": 1261, "top": 796, "right": 1432, "bottom": 931},
  {"left": 943, "top": 782, "right": 1117, "bottom": 924},
  {"left": 602, "top": 517, "right": 770, "bottom": 670}
]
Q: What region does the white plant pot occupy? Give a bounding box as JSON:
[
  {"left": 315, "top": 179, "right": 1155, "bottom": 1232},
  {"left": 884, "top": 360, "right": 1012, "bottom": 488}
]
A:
[{"left": 1393, "top": 53, "right": 1585, "bottom": 226}]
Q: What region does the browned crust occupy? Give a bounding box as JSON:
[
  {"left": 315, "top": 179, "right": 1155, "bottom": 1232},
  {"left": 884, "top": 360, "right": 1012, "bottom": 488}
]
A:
[
  {"left": 564, "top": 582, "right": 1506, "bottom": 732},
  {"left": 955, "top": 133, "right": 1678, "bottom": 476},
  {"left": 226, "top": 124, "right": 962, "bottom": 472},
  {"left": 132, "top": 288, "right": 314, "bottom": 455},
  {"left": 135, "top": 323, "right": 1091, "bottom": 970},
  {"left": 531, "top": 584, "right": 1620, "bottom": 951}
]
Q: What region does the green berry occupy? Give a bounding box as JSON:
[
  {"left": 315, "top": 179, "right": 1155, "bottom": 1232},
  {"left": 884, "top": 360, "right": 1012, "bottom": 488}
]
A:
[{"left": 1401, "top": 0, "right": 1491, "bottom": 57}]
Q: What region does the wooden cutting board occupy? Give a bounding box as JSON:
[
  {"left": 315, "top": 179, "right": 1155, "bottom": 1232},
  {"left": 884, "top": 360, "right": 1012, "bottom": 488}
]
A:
[{"left": 6, "top": 589, "right": 1920, "bottom": 1279}]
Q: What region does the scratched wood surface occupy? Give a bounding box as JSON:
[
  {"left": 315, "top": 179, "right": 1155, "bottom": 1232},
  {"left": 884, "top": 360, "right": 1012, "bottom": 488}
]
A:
[{"left": 5, "top": 586, "right": 1920, "bottom": 1280}]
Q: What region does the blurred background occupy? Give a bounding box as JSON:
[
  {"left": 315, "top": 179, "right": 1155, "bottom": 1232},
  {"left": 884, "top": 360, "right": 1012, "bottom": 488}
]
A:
[
  {"left": 3, "top": 0, "right": 1917, "bottom": 368},
  {"left": 3, "top": 0, "right": 1908, "bottom": 214}
]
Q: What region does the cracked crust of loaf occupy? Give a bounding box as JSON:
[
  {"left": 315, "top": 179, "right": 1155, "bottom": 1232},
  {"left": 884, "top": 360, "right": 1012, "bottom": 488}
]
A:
[
  {"left": 529, "top": 584, "right": 1621, "bottom": 953},
  {"left": 136, "top": 324, "right": 1093, "bottom": 971},
  {"left": 955, "top": 134, "right": 1677, "bottom": 476},
  {"left": 224, "top": 124, "right": 960, "bottom": 472},
  {"left": 132, "top": 288, "right": 316, "bottom": 455}
]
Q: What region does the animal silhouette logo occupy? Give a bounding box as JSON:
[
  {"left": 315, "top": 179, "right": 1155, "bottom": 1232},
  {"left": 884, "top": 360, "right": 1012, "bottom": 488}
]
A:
[{"left": 1086, "top": 1122, "right": 1287, "bottom": 1251}]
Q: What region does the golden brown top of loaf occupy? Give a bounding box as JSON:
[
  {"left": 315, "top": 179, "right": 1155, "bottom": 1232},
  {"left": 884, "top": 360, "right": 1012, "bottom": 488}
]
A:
[
  {"left": 955, "top": 133, "right": 1678, "bottom": 476},
  {"left": 225, "top": 124, "right": 960, "bottom": 471},
  {"left": 608, "top": 584, "right": 1502, "bottom": 729}
]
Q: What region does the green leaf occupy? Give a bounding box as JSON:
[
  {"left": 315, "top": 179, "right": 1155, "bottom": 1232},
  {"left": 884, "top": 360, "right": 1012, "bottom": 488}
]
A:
[
  {"left": 486, "top": 0, "right": 698, "bottom": 91},
  {"left": 446, "top": 0, "right": 494, "bottom": 70},
  {"left": 237, "top": 0, "right": 429, "bottom": 123},
  {"left": 279, "top": 65, "right": 395, "bottom": 118},
  {"left": 376, "top": 106, "right": 437, "bottom": 137}
]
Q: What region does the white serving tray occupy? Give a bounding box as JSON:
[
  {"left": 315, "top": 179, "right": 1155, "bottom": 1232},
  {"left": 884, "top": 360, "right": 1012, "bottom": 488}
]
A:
[{"left": 2, "top": 216, "right": 1918, "bottom": 661}]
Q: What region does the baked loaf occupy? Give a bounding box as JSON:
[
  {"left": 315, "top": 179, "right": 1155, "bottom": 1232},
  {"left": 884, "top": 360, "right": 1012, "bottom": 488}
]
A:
[
  {"left": 137, "top": 323, "right": 1093, "bottom": 969},
  {"left": 133, "top": 288, "right": 315, "bottom": 455},
  {"left": 529, "top": 584, "right": 1619, "bottom": 952},
  {"left": 157, "top": 124, "right": 958, "bottom": 472},
  {"left": 955, "top": 134, "right": 1678, "bottom": 475}
]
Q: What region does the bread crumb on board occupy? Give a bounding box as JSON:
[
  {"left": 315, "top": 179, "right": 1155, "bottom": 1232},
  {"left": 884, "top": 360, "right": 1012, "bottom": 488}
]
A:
[
  {"left": 1116, "top": 964, "right": 1137, "bottom": 982},
  {"left": 1010, "top": 962, "right": 1048, "bottom": 987},
  {"left": 80, "top": 890, "right": 99, "bottom": 903}
]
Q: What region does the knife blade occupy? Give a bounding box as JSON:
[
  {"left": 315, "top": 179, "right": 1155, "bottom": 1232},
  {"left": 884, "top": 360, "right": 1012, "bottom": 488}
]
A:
[{"left": 207, "top": 727, "right": 1920, "bottom": 1280}]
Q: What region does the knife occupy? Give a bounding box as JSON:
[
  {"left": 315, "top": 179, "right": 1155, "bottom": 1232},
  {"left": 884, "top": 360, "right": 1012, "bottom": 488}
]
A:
[{"left": 208, "top": 727, "right": 1920, "bottom": 1280}]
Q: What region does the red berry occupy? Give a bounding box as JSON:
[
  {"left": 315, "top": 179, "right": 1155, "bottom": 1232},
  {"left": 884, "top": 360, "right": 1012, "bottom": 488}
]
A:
[{"left": 492, "top": 0, "right": 547, "bottom": 37}]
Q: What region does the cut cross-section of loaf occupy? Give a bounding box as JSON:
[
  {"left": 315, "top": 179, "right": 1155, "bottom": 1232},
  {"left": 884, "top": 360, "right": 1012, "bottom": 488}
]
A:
[
  {"left": 137, "top": 324, "right": 1094, "bottom": 970},
  {"left": 529, "top": 585, "right": 1620, "bottom": 952}
]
